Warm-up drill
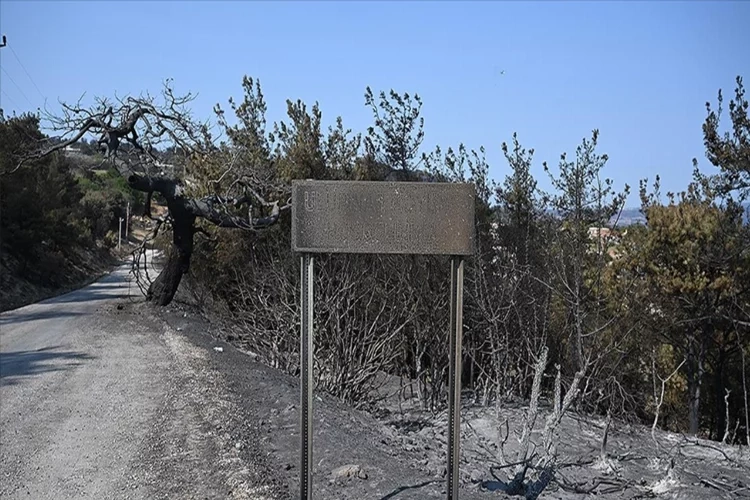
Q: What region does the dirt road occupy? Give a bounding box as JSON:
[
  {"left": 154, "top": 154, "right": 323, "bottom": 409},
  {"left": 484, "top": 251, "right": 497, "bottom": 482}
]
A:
[{"left": 0, "top": 261, "right": 286, "bottom": 500}]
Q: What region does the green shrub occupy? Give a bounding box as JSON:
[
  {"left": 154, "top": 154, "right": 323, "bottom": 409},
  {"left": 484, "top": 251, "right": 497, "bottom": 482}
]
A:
[{"left": 103, "top": 230, "right": 118, "bottom": 249}]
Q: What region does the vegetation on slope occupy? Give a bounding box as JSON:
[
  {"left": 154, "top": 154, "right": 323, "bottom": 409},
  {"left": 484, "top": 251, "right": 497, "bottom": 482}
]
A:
[{"left": 0, "top": 114, "right": 142, "bottom": 311}]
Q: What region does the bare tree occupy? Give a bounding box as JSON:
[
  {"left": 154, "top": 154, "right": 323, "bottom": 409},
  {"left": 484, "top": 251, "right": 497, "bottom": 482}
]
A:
[
  {"left": 651, "top": 356, "right": 687, "bottom": 449},
  {"left": 20, "top": 80, "right": 291, "bottom": 306}
]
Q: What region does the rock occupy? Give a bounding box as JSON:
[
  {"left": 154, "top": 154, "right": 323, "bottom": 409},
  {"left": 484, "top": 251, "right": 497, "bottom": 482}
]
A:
[
  {"left": 470, "top": 469, "right": 483, "bottom": 482},
  {"left": 418, "top": 427, "right": 434, "bottom": 438},
  {"left": 116, "top": 304, "right": 124, "bottom": 310},
  {"left": 234, "top": 442, "right": 242, "bottom": 450},
  {"left": 331, "top": 464, "right": 368, "bottom": 481}
]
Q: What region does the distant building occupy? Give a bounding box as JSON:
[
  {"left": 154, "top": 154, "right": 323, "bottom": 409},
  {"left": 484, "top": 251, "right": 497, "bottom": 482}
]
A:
[
  {"left": 587, "top": 226, "right": 625, "bottom": 259},
  {"left": 588, "top": 226, "right": 612, "bottom": 241}
]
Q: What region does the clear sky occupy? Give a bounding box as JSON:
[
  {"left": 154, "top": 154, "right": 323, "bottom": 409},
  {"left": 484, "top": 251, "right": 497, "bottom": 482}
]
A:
[{"left": 1, "top": 1, "right": 748, "bottom": 205}]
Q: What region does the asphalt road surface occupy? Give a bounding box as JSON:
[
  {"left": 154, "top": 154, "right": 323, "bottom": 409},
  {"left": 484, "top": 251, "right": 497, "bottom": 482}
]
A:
[{"left": 0, "top": 259, "right": 284, "bottom": 500}]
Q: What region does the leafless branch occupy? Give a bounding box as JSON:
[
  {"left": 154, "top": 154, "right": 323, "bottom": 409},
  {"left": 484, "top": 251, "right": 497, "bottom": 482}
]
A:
[
  {"left": 651, "top": 356, "right": 687, "bottom": 450},
  {"left": 17, "top": 81, "right": 211, "bottom": 177}
]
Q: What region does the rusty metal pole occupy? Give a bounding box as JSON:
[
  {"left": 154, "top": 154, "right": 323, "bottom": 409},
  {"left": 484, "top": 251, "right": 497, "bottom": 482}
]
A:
[
  {"left": 447, "top": 256, "right": 465, "bottom": 500},
  {"left": 300, "top": 254, "right": 314, "bottom": 500}
]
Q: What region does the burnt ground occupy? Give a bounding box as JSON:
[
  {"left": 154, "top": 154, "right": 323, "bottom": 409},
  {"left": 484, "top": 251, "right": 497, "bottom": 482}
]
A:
[{"left": 151, "top": 298, "right": 750, "bottom": 500}]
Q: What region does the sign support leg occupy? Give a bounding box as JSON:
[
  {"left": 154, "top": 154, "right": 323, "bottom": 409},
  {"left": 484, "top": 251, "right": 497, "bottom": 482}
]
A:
[
  {"left": 300, "top": 254, "right": 314, "bottom": 500},
  {"left": 447, "top": 256, "right": 465, "bottom": 500}
]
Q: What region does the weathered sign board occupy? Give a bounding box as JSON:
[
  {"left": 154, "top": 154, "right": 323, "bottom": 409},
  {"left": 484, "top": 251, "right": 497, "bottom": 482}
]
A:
[
  {"left": 292, "top": 180, "right": 475, "bottom": 255},
  {"left": 292, "top": 179, "right": 475, "bottom": 500}
]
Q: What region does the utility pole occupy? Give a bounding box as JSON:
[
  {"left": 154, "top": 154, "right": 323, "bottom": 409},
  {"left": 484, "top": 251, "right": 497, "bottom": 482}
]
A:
[
  {"left": 126, "top": 201, "right": 130, "bottom": 240},
  {"left": 118, "top": 217, "right": 124, "bottom": 251},
  {"left": 1, "top": 36, "right": 7, "bottom": 121}
]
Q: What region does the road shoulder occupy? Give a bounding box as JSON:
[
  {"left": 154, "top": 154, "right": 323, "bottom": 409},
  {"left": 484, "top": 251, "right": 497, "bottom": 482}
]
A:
[
  {"left": 153, "top": 302, "right": 491, "bottom": 500},
  {"left": 130, "top": 301, "right": 291, "bottom": 500}
]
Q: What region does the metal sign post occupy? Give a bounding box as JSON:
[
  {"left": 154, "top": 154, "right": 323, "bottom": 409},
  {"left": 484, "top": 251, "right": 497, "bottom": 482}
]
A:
[
  {"left": 447, "top": 256, "right": 464, "bottom": 500},
  {"left": 292, "top": 180, "right": 475, "bottom": 500},
  {"left": 299, "top": 254, "right": 314, "bottom": 500}
]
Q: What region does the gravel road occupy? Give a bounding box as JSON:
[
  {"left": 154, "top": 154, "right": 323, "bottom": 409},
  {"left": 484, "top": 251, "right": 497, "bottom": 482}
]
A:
[{"left": 0, "top": 260, "right": 286, "bottom": 500}]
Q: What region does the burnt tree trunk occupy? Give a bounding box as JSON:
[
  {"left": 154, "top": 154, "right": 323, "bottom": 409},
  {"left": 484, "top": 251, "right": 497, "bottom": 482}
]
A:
[
  {"left": 687, "top": 332, "right": 708, "bottom": 436},
  {"left": 129, "top": 175, "right": 199, "bottom": 306},
  {"left": 128, "top": 174, "right": 285, "bottom": 307},
  {"left": 713, "top": 345, "right": 727, "bottom": 441},
  {"left": 147, "top": 201, "right": 196, "bottom": 306}
]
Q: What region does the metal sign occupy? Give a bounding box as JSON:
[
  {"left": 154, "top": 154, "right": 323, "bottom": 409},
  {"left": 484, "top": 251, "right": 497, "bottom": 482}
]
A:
[
  {"left": 292, "top": 180, "right": 475, "bottom": 255},
  {"left": 292, "top": 179, "right": 475, "bottom": 500}
]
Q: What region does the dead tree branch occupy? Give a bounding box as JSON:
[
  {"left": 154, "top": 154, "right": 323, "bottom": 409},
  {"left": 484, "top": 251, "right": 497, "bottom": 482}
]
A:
[{"left": 651, "top": 357, "right": 687, "bottom": 450}]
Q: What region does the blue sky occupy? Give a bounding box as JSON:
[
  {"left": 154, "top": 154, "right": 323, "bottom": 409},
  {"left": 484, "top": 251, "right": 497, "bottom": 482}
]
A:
[{"left": 1, "top": 1, "right": 748, "bottom": 205}]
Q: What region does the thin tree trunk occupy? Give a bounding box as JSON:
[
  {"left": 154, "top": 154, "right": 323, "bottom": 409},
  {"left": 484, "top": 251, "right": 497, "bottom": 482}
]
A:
[
  {"left": 740, "top": 334, "right": 750, "bottom": 446},
  {"left": 687, "top": 335, "right": 707, "bottom": 436},
  {"left": 713, "top": 345, "right": 727, "bottom": 441},
  {"left": 687, "top": 338, "right": 700, "bottom": 436}
]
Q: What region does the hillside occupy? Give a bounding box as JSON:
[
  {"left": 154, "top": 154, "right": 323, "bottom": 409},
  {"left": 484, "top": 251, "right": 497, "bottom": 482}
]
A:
[
  {"left": 0, "top": 244, "right": 115, "bottom": 312},
  {"left": 0, "top": 117, "right": 148, "bottom": 312},
  {"left": 157, "top": 298, "right": 750, "bottom": 499},
  {"left": 611, "top": 204, "right": 750, "bottom": 227}
]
